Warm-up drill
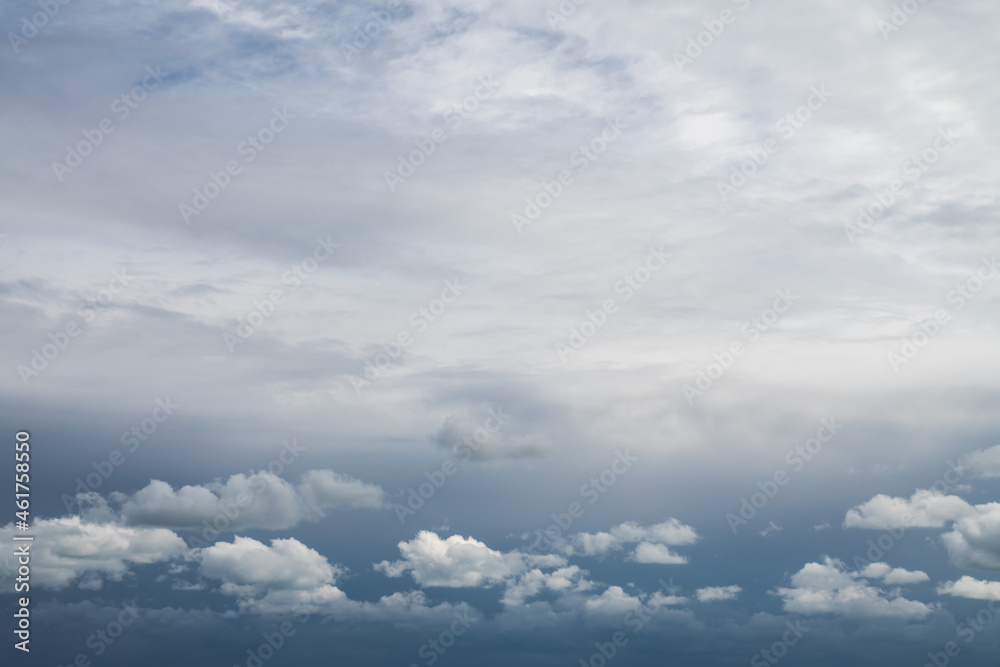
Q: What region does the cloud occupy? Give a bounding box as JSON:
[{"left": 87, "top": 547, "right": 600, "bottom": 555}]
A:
[
  {"left": 960, "top": 444, "right": 1000, "bottom": 478},
  {"left": 843, "top": 490, "right": 972, "bottom": 529},
  {"left": 775, "top": 558, "right": 935, "bottom": 620},
  {"left": 573, "top": 520, "right": 698, "bottom": 564},
  {"left": 696, "top": 586, "right": 742, "bottom": 602},
  {"left": 760, "top": 522, "right": 783, "bottom": 537},
  {"left": 375, "top": 531, "right": 521, "bottom": 588},
  {"left": 938, "top": 576, "right": 1000, "bottom": 601},
  {"left": 941, "top": 503, "right": 1000, "bottom": 570},
  {"left": 0, "top": 517, "right": 187, "bottom": 590},
  {"left": 500, "top": 565, "right": 594, "bottom": 607},
  {"left": 859, "top": 563, "right": 929, "bottom": 585},
  {"left": 583, "top": 586, "right": 644, "bottom": 616},
  {"left": 431, "top": 412, "right": 551, "bottom": 461},
  {"left": 196, "top": 535, "right": 347, "bottom": 613},
  {"left": 119, "top": 469, "right": 386, "bottom": 530}
]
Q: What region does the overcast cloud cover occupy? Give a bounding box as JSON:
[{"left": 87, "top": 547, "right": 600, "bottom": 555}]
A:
[{"left": 1, "top": 0, "right": 999, "bottom": 665}]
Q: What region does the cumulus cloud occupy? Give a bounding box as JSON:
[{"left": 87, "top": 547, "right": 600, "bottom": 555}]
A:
[
  {"left": 696, "top": 586, "right": 742, "bottom": 602},
  {"left": 0, "top": 517, "right": 187, "bottom": 590},
  {"left": 573, "top": 520, "right": 698, "bottom": 564},
  {"left": 960, "top": 444, "right": 1000, "bottom": 478},
  {"left": 775, "top": 558, "right": 935, "bottom": 620},
  {"left": 119, "top": 469, "right": 386, "bottom": 530},
  {"left": 197, "top": 536, "right": 347, "bottom": 613},
  {"left": 843, "top": 490, "right": 972, "bottom": 529},
  {"left": 941, "top": 503, "right": 1000, "bottom": 570},
  {"left": 938, "top": 576, "right": 1000, "bottom": 601},
  {"left": 376, "top": 531, "right": 522, "bottom": 588},
  {"left": 859, "top": 563, "right": 930, "bottom": 585}
]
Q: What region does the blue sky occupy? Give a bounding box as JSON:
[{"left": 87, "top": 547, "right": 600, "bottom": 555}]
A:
[{"left": 2, "top": 0, "right": 1000, "bottom": 665}]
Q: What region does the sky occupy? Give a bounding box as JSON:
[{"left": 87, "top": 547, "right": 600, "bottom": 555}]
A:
[{"left": 1, "top": 0, "right": 999, "bottom": 665}]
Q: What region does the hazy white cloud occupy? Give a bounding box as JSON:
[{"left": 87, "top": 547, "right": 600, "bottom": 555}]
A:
[
  {"left": 120, "top": 469, "right": 385, "bottom": 530},
  {"left": 960, "top": 444, "right": 1000, "bottom": 478},
  {"left": 775, "top": 558, "right": 934, "bottom": 620},
  {"left": 696, "top": 586, "right": 742, "bottom": 602}
]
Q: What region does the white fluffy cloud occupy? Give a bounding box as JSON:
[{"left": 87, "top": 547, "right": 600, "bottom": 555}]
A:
[
  {"left": 376, "top": 531, "right": 522, "bottom": 588},
  {"left": 573, "top": 520, "right": 698, "bottom": 564},
  {"left": 941, "top": 503, "right": 1000, "bottom": 570},
  {"left": 775, "top": 558, "right": 935, "bottom": 620},
  {"left": 859, "top": 562, "right": 929, "bottom": 585},
  {"left": 938, "top": 576, "right": 1000, "bottom": 601},
  {"left": 197, "top": 536, "right": 347, "bottom": 613},
  {"left": 843, "top": 490, "right": 972, "bottom": 529},
  {"left": 119, "top": 469, "right": 385, "bottom": 530},
  {"left": 696, "top": 586, "right": 742, "bottom": 602},
  {"left": 0, "top": 517, "right": 187, "bottom": 590}
]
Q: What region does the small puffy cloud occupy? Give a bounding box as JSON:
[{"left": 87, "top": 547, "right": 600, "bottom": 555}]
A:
[
  {"left": 197, "top": 536, "right": 346, "bottom": 613},
  {"left": 120, "top": 469, "right": 385, "bottom": 530},
  {"left": 501, "top": 565, "right": 594, "bottom": 607},
  {"left": 941, "top": 503, "right": 1000, "bottom": 570},
  {"left": 573, "top": 520, "right": 698, "bottom": 564},
  {"left": 583, "top": 586, "right": 644, "bottom": 615},
  {"left": 843, "top": 490, "right": 972, "bottom": 529},
  {"left": 859, "top": 562, "right": 929, "bottom": 585},
  {"left": 376, "top": 531, "right": 521, "bottom": 587},
  {"left": 0, "top": 517, "right": 187, "bottom": 590},
  {"left": 696, "top": 586, "right": 742, "bottom": 602},
  {"left": 938, "top": 576, "right": 1000, "bottom": 601},
  {"left": 960, "top": 444, "right": 1000, "bottom": 478},
  {"left": 775, "top": 558, "right": 935, "bottom": 620},
  {"left": 631, "top": 542, "right": 688, "bottom": 565}
]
